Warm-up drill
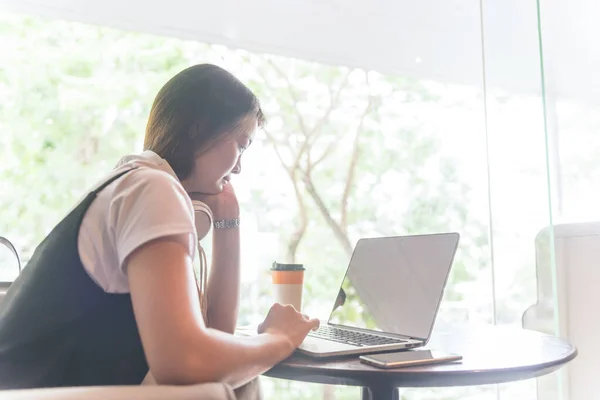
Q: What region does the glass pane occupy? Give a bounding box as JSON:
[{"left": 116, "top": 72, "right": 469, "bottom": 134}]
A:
[{"left": 534, "top": 0, "right": 600, "bottom": 399}]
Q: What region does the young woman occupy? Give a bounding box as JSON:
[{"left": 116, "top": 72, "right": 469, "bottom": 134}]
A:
[{"left": 0, "top": 64, "right": 319, "bottom": 390}]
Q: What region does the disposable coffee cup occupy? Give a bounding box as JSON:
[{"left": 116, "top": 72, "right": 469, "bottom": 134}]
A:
[{"left": 271, "top": 262, "right": 305, "bottom": 312}]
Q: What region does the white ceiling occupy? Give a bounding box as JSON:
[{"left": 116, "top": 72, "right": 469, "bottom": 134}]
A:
[{"left": 0, "top": 0, "right": 598, "bottom": 103}]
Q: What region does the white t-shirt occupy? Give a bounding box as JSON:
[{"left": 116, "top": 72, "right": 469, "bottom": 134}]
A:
[{"left": 77, "top": 151, "right": 208, "bottom": 293}]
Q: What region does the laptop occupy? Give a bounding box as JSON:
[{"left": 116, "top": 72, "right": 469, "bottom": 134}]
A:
[{"left": 297, "top": 232, "right": 460, "bottom": 358}]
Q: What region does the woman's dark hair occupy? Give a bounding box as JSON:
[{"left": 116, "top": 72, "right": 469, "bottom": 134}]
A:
[{"left": 144, "top": 64, "right": 265, "bottom": 180}]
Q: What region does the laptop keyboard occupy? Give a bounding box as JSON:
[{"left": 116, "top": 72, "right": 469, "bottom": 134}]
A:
[{"left": 308, "top": 325, "right": 407, "bottom": 347}]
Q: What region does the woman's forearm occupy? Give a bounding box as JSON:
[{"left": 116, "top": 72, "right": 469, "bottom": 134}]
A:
[
  {"left": 154, "top": 329, "right": 292, "bottom": 388},
  {"left": 204, "top": 329, "right": 292, "bottom": 387},
  {"left": 206, "top": 227, "right": 241, "bottom": 333}
]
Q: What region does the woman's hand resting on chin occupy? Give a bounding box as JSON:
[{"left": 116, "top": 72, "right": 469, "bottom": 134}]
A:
[{"left": 189, "top": 183, "right": 239, "bottom": 221}]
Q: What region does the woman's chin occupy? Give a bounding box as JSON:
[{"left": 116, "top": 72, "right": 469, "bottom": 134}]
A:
[
  {"left": 192, "top": 179, "right": 228, "bottom": 195},
  {"left": 212, "top": 181, "right": 227, "bottom": 193}
]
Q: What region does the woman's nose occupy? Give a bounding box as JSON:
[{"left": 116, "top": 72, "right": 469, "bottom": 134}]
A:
[{"left": 232, "top": 158, "right": 242, "bottom": 174}]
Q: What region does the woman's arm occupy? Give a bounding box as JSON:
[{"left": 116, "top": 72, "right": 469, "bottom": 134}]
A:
[
  {"left": 192, "top": 184, "right": 242, "bottom": 333},
  {"left": 127, "top": 237, "right": 318, "bottom": 388},
  {"left": 205, "top": 227, "right": 240, "bottom": 333}
]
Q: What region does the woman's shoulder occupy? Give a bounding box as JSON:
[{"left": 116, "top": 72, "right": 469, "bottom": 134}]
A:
[
  {"left": 123, "top": 165, "right": 180, "bottom": 187},
  {"left": 110, "top": 166, "right": 191, "bottom": 208},
  {"left": 112, "top": 150, "right": 183, "bottom": 191}
]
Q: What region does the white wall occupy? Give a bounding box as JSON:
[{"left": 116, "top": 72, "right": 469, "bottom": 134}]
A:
[{"left": 1, "top": 0, "right": 598, "bottom": 104}]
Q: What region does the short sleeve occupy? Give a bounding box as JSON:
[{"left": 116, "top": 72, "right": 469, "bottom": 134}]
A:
[{"left": 108, "top": 168, "right": 197, "bottom": 271}]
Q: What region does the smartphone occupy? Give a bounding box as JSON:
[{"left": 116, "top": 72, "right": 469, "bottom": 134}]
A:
[{"left": 359, "top": 350, "right": 462, "bottom": 369}]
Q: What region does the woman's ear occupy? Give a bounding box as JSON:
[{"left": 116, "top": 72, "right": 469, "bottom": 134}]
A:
[{"left": 192, "top": 200, "right": 213, "bottom": 240}]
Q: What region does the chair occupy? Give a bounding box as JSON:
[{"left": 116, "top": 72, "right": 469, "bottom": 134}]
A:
[
  {"left": 0, "top": 236, "right": 21, "bottom": 303},
  {"left": 523, "top": 222, "right": 600, "bottom": 400},
  {"left": 0, "top": 383, "right": 236, "bottom": 400}
]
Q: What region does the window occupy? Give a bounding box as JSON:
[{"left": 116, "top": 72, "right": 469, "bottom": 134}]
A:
[{"left": 5, "top": 8, "right": 589, "bottom": 398}]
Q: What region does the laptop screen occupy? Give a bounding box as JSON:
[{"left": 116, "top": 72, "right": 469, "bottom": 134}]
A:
[{"left": 327, "top": 233, "right": 459, "bottom": 340}]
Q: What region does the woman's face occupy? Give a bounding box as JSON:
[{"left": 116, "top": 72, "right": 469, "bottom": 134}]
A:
[{"left": 181, "top": 116, "right": 257, "bottom": 194}]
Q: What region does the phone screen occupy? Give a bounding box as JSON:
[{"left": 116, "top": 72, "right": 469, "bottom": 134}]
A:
[
  {"left": 367, "top": 350, "right": 436, "bottom": 362},
  {"left": 360, "top": 350, "right": 462, "bottom": 368}
]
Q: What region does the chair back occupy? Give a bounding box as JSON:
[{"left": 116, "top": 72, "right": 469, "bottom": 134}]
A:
[{"left": 0, "top": 236, "right": 21, "bottom": 302}]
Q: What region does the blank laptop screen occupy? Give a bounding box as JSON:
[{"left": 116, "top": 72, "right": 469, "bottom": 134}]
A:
[{"left": 327, "top": 233, "right": 459, "bottom": 340}]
